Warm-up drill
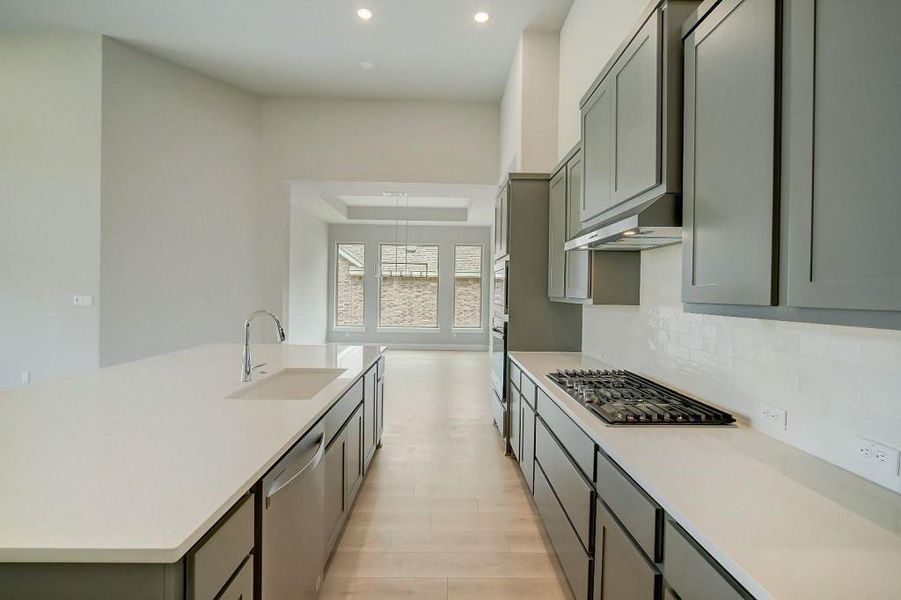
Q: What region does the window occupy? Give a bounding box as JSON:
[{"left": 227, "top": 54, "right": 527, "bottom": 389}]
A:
[
  {"left": 379, "top": 244, "right": 439, "bottom": 328},
  {"left": 335, "top": 243, "right": 365, "bottom": 327},
  {"left": 454, "top": 245, "right": 483, "bottom": 328}
]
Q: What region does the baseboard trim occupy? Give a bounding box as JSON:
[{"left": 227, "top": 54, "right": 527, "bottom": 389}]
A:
[{"left": 383, "top": 343, "right": 488, "bottom": 351}]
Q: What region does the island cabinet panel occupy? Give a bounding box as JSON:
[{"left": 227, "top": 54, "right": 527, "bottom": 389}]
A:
[
  {"left": 663, "top": 519, "right": 752, "bottom": 600},
  {"left": 216, "top": 557, "right": 252, "bottom": 600},
  {"left": 376, "top": 357, "right": 385, "bottom": 446},
  {"left": 534, "top": 464, "right": 593, "bottom": 600},
  {"left": 785, "top": 0, "right": 901, "bottom": 311},
  {"left": 610, "top": 11, "right": 661, "bottom": 205},
  {"left": 548, "top": 167, "right": 568, "bottom": 299},
  {"left": 325, "top": 404, "right": 365, "bottom": 554},
  {"left": 362, "top": 364, "right": 377, "bottom": 470},
  {"left": 325, "top": 378, "right": 363, "bottom": 446},
  {"left": 324, "top": 427, "right": 347, "bottom": 551},
  {"left": 682, "top": 0, "right": 778, "bottom": 306},
  {"left": 593, "top": 499, "right": 661, "bottom": 600},
  {"left": 186, "top": 493, "right": 254, "bottom": 600},
  {"left": 0, "top": 563, "right": 184, "bottom": 600}
]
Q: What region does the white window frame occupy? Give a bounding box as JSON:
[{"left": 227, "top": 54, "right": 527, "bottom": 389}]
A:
[
  {"left": 377, "top": 242, "right": 440, "bottom": 330},
  {"left": 333, "top": 241, "right": 366, "bottom": 331},
  {"left": 451, "top": 243, "right": 485, "bottom": 331}
]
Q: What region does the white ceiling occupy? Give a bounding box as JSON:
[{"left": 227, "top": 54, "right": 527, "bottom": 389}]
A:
[
  {"left": 291, "top": 181, "right": 496, "bottom": 226},
  {"left": 0, "top": 0, "right": 573, "bottom": 101}
]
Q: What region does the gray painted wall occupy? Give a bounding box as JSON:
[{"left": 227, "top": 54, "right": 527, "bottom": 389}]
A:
[
  {"left": 326, "top": 224, "right": 490, "bottom": 348},
  {"left": 0, "top": 32, "right": 103, "bottom": 389}
]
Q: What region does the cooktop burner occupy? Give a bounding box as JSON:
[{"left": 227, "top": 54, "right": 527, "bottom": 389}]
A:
[{"left": 547, "top": 369, "right": 734, "bottom": 425}]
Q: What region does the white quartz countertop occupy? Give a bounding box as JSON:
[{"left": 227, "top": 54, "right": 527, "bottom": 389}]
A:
[
  {"left": 0, "top": 343, "right": 383, "bottom": 563},
  {"left": 510, "top": 351, "right": 901, "bottom": 600}
]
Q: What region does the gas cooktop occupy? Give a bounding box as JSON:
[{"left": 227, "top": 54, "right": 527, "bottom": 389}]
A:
[{"left": 547, "top": 369, "right": 735, "bottom": 426}]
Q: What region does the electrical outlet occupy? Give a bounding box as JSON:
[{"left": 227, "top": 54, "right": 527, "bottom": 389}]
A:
[
  {"left": 759, "top": 403, "right": 787, "bottom": 431},
  {"left": 73, "top": 294, "right": 94, "bottom": 307},
  {"left": 855, "top": 436, "right": 901, "bottom": 477},
  {"left": 21, "top": 371, "right": 30, "bottom": 384}
]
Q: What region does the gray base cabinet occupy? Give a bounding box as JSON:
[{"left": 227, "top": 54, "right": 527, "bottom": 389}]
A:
[
  {"left": 325, "top": 403, "right": 365, "bottom": 553},
  {"left": 519, "top": 398, "right": 535, "bottom": 492},
  {"left": 594, "top": 500, "right": 660, "bottom": 600},
  {"left": 509, "top": 385, "right": 521, "bottom": 459},
  {"left": 682, "top": 0, "right": 778, "bottom": 306},
  {"left": 362, "top": 364, "right": 377, "bottom": 471},
  {"left": 663, "top": 520, "right": 751, "bottom": 599},
  {"left": 534, "top": 464, "right": 593, "bottom": 600}
]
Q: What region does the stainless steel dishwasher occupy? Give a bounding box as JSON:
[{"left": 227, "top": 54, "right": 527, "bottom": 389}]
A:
[{"left": 261, "top": 422, "right": 325, "bottom": 599}]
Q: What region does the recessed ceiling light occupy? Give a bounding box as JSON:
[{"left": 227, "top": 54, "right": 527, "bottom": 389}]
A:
[
  {"left": 360, "top": 60, "right": 375, "bottom": 70},
  {"left": 474, "top": 11, "right": 490, "bottom": 24},
  {"left": 356, "top": 8, "right": 372, "bottom": 20}
]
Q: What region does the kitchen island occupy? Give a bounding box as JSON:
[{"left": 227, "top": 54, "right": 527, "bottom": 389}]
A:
[
  {"left": 510, "top": 351, "right": 901, "bottom": 600},
  {"left": 0, "top": 343, "right": 384, "bottom": 598}
]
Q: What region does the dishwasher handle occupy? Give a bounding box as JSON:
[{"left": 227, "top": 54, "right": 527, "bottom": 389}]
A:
[{"left": 265, "top": 435, "right": 325, "bottom": 508}]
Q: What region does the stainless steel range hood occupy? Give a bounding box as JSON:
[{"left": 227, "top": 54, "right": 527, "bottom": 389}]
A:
[{"left": 564, "top": 192, "right": 682, "bottom": 251}]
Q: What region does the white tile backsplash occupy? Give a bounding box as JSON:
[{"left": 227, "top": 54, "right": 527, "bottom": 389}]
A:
[{"left": 582, "top": 244, "right": 901, "bottom": 492}]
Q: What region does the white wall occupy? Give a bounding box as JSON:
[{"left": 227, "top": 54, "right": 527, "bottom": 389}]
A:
[
  {"left": 326, "top": 224, "right": 490, "bottom": 349},
  {"left": 498, "top": 32, "right": 560, "bottom": 178},
  {"left": 0, "top": 32, "right": 103, "bottom": 389},
  {"left": 556, "top": 0, "right": 645, "bottom": 159},
  {"left": 99, "top": 39, "right": 275, "bottom": 365},
  {"left": 288, "top": 207, "right": 329, "bottom": 343},
  {"left": 583, "top": 246, "right": 901, "bottom": 492},
  {"left": 262, "top": 98, "right": 499, "bottom": 185}
]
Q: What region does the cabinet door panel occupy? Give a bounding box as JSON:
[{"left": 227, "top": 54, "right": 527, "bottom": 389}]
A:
[
  {"left": 509, "top": 388, "right": 521, "bottom": 459},
  {"left": 324, "top": 433, "right": 346, "bottom": 550},
  {"left": 682, "top": 0, "right": 778, "bottom": 305},
  {"left": 362, "top": 366, "right": 377, "bottom": 470},
  {"left": 786, "top": 0, "right": 901, "bottom": 310},
  {"left": 594, "top": 500, "right": 660, "bottom": 600},
  {"left": 565, "top": 153, "right": 592, "bottom": 300},
  {"left": 519, "top": 401, "right": 535, "bottom": 492},
  {"left": 345, "top": 407, "right": 363, "bottom": 503},
  {"left": 582, "top": 80, "right": 614, "bottom": 222},
  {"left": 548, "top": 168, "right": 567, "bottom": 298},
  {"left": 612, "top": 12, "right": 661, "bottom": 204}
]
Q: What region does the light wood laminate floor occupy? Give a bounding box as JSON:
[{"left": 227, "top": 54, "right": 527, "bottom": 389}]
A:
[{"left": 321, "top": 350, "right": 573, "bottom": 599}]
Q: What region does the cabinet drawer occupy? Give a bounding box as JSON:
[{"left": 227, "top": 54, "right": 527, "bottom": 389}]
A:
[
  {"left": 509, "top": 361, "right": 522, "bottom": 392},
  {"left": 217, "top": 557, "right": 253, "bottom": 600},
  {"left": 520, "top": 375, "right": 536, "bottom": 409},
  {"left": 537, "top": 389, "right": 594, "bottom": 478},
  {"left": 663, "top": 520, "right": 750, "bottom": 600},
  {"left": 187, "top": 494, "right": 254, "bottom": 600},
  {"left": 509, "top": 391, "right": 521, "bottom": 460},
  {"left": 535, "top": 419, "right": 593, "bottom": 549},
  {"left": 325, "top": 378, "right": 363, "bottom": 446},
  {"left": 595, "top": 450, "right": 662, "bottom": 562},
  {"left": 594, "top": 499, "right": 660, "bottom": 600},
  {"left": 534, "top": 464, "right": 592, "bottom": 600}
]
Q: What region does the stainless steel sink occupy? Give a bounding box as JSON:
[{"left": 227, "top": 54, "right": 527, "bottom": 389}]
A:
[{"left": 228, "top": 368, "right": 346, "bottom": 400}]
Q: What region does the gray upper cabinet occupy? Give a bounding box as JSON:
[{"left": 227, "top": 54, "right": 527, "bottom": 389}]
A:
[
  {"left": 495, "top": 183, "right": 510, "bottom": 260},
  {"left": 579, "top": 1, "right": 698, "bottom": 228},
  {"left": 548, "top": 168, "right": 568, "bottom": 298},
  {"left": 581, "top": 78, "right": 615, "bottom": 222},
  {"left": 682, "top": 0, "right": 778, "bottom": 305},
  {"left": 785, "top": 0, "right": 901, "bottom": 311},
  {"left": 565, "top": 153, "right": 592, "bottom": 300},
  {"left": 611, "top": 11, "right": 661, "bottom": 205}
]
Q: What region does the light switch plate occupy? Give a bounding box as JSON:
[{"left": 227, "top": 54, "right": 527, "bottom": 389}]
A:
[{"left": 73, "top": 294, "right": 94, "bottom": 306}]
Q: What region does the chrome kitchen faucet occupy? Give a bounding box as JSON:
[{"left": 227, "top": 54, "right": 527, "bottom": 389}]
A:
[{"left": 241, "top": 310, "right": 286, "bottom": 382}]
